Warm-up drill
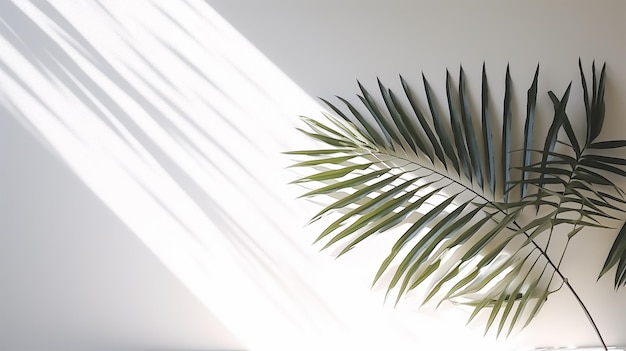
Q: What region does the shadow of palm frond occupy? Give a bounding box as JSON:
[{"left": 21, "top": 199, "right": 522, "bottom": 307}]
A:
[{"left": 0, "top": 0, "right": 341, "bottom": 333}]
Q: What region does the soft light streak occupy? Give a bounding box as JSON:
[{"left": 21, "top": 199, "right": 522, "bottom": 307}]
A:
[{"left": 0, "top": 0, "right": 524, "bottom": 350}]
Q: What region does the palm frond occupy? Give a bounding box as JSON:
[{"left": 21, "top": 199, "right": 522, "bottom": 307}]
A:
[{"left": 287, "top": 62, "right": 624, "bottom": 344}]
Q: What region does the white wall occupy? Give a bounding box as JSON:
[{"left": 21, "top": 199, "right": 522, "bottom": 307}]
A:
[
  {"left": 1, "top": 0, "right": 626, "bottom": 350},
  {"left": 0, "top": 93, "right": 243, "bottom": 350},
  {"left": 0, "top": 1, "right": 246, "bottom": 349}
]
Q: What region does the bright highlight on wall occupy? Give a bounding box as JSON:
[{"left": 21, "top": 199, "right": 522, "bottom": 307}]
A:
[{"left": 1, "top": 0, "right": 611, "bottom": 350}]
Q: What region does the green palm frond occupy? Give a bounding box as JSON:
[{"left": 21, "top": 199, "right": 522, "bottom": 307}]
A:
[{"left": 287, "top": 61, "right": 626, "bottom": 345}]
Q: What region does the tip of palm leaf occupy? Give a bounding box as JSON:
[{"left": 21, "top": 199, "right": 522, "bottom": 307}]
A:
[
  {"left": 306, "top": 217, "right": 321, "bottom": 226},
  {"left": 289, "top": 178, "right": 310, "bottom": 184},
  {"left": 448, "top": 290, "right": 463, "bottom": 300},
  {"left": 506, "top": 326, "right": 517, "bottom": 338},
  {"left": 596, "top": 273, "right": 604, "bottom": 283},
  {"left": 522, "top": 317, "right": 534, "bottom": 330},
  {"left": 420, "top": 293, "right": 437, "bottom": 308},
  {"left": 335, "top": 247, "right": 351, "bottom": 258},
  {"left": 319, "top": 241, "right": 334, "bottom": 251},
  {"left": 371, "top": 273, "right": 384, "bottom": 289},
  {"left": 393, "top": 297, "right": 402, "bottom": 308},
  {"left": 465, "top": 313, "right": 478, "bottom": 327},
  {"left": 434, "top": 297, "right": 448, "bottom": 309}
]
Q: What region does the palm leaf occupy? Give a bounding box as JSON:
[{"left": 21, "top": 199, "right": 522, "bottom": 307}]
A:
[
  {"left": 335, "top": 96, "right": 387, "bottom": 147},
  {"left": 547, "top": 92, "right": 581, "bottom": 157},
  {"left": 521, "top": 65, "right": 539, "bottom": 199},
  {"left": 481, "top": 63, "right": 496, "bottom": 196},
  {"left": 459, "top": 66, "right": 484, "bottom": 190},
  {"left": 534, "top": 83, "right": 572, "bottom": 212},
  {"left": 373, "top": 194, "right": 460, "bottom": 286},
  {"left": 378, "top": 79, "right": 414, "bottom": 151},
  {"left": 588, "top": 140, "right": 626, "bottom": 149},
  {"left": 385, "top": 84, "right": 433, "bottom": 160},
  {"left": 401, "top": 75, "right": 445, "bottom": 166},
  {"left": 423, "top": 73, "right": 460, "bottom": 174},
  {"left": 502, "top": 65, "right": 513, "bottom": 203},
  {"left": 336, "top": 182, "right": 442, "bottom": 257},
  {"left": 446, "top": 70, "right": 472, "bottom": 181},
  {"left": 599, "top": 222, "right": 626, "bottom": 289},
  {"left": 358, "top": 81, "right": 399, "bottom": 149},
  {"left": 288, "top": 62, "right": 624, "bottom": 346}
]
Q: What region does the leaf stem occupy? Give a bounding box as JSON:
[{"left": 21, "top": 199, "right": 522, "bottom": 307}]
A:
[
  {"left": 381, "top": 151, "right": 607, "bottom": 350},
  {"left": 522, "top": 227, "right": 607, "bottom": 350}
]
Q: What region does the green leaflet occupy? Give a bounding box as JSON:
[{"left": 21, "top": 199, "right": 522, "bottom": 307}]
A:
[
  {"left": 459, "top": 66, "right": 484, "bottom": 190},
  {"left": 521, "top": 65, "right": 539, "bottom": 199},
  {"left": 373, "top": 194, "right": 459, "bottom": 286},
  {"left": 321, "top": 188, "right": 421, "bottom": 250},
  {"left": 446, "top": 70, "right": 472, "bottom": 181},
  {"left": 423, "top": 73, "right": 460, "bottom": 175},
  {"left": 378, "top": 79, "right": 419, "bottom": 156},
  {"left": 534, "top": 84, "right": 572, "bottom": 211},
  {"left": 358, "top": 81, "right": 398, "bottom": 149},
  {"left": 547, "top": 93, "right": 580, "bottom": 157},
  {"left": 395, "top": 204, "right": 487, "bottom": 301},
  {"left": 389, "top": 201, "right": 474, "bottom": 300},
  {"left": 301, "top": 169, "right": 391, "bottom": 200},
  {"left": 283, "top": 148, "right": 355, "bottom": 155},
  {"left": 336, "top": 95, "right": 388, "bottom": 148},
  {"left": 306, "top": 170, "right": 398, "bottom": 220},
  {"left": 288, "top": 155, "right": 359, "bottom": 168},
  {"left": 314, "top": 177, "right": 422, "bottom": 243},
  {"left": 599, "top": 222, "right": 626, "bottom": 287},
  {"left": 336, "top": 183, "right": 443, "bottom": 257},
  {"left": 291, "top": 162, "right": 373, "bottom": 184},
  {"left": 401, "top": 74, "right": 445, "bottom": 167},
  {"left": 502, "top": 65, "right": 512, "bottom": 203},
  {"left": 588, "top": 140, "right": 626, "bottom": 149},
  {"left": 481, "top": 63, "right": 496, "bottom": 196},
  {"left": 388, "top": 88, "right": 433, "bottom": 162},
  {"left": 295, "top": 128, "right": 354, "bottom": 148}
]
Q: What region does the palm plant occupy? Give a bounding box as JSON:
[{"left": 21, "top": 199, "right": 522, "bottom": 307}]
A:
[{"left": 286, "top": 60, "right": 626, "bottom": 349}]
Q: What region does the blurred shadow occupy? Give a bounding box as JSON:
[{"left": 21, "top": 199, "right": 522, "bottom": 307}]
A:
[{"left": 0, "top": 0, "right": 340, "bottom": 339}]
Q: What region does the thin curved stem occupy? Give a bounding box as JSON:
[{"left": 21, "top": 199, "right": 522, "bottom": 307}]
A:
[{"left": 378, "top": 150, "right": 607, "bottom": 350}]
